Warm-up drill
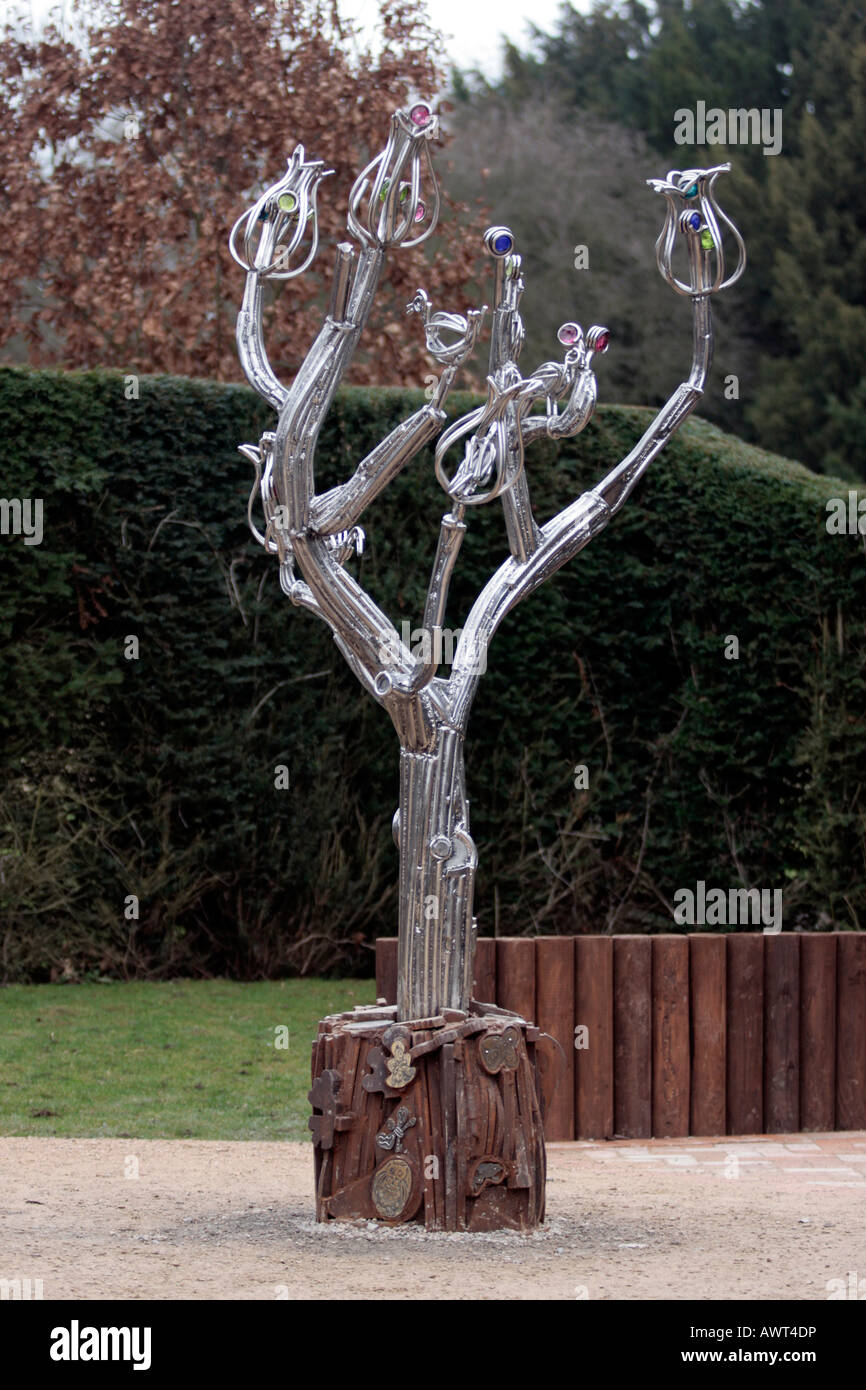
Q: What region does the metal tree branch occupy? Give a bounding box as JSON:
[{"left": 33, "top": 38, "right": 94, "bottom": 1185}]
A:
[{"left": 231, "top": 108, "right": 745, "bottom": 1020}]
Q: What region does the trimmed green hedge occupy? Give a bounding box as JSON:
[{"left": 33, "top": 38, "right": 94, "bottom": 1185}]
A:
[{"left": 0, "top": 366, "right": 863, "bottom": 981}]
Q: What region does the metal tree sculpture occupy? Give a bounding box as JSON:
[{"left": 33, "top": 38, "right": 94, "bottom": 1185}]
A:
[{"left": 231, "top": 104, "right": 745, "bottom": 1023}]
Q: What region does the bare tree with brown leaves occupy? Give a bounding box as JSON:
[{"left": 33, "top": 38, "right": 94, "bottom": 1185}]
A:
[{"left": 0, "top": 0, "right": 479, "bottom": 385}]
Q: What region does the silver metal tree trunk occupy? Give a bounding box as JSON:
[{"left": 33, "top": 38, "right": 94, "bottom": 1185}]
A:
[{"left": 396, "top": 726, "right": 476, "bottom": 1018}]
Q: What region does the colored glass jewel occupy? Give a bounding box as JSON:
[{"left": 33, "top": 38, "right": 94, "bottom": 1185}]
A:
[
  {"left": 685, "top": 211, "right": 701, "bottom": 232},
  {"left": 414, "top": 202, "right": 426, "bottom": 222},
  {"left": 278, "top": 192, "right": 298, "bottom": 213},
  {"left": 594, "top": 331, "right": 610, "bottom": 352},
  {"left": 492, "top": 232, "right": 512, "bottom": 255},
  {"left": 557, "top": 323, "right": 580, "bottom": 346},
  {"left": 685, "top": 183, "right": 698, "bottom": 198},
  {"left": 700, "top": 229, "right": 714, "bottom": 250},
  {"left": 410, "top": 104, "right": 431, "bottom": 125}
]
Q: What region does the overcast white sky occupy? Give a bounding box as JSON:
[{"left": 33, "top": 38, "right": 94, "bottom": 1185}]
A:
[
  {"left": 342, "top": 0, "right": 574, "bottom": 76},
  {"left": 16, "top": 0, "right": 583, "bottom": 78}
]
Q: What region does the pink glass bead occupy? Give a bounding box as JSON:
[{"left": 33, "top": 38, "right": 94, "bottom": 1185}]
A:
[{"left": 410, "top": 104, "right": 431, "bottom": 126}]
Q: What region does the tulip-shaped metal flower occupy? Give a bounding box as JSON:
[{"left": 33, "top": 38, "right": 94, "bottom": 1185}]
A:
[
  {"left": 231, "top": 107, "right": 746, "bottom": 1020},
  {"left": 230, "top": 144, "right": 333, "bottom": 280},
  {"left": 348, "top": 103, "right": 440, "bottom": 248},
  {"left": 648, "top": 163, "right": 746, "bottom": 296}
]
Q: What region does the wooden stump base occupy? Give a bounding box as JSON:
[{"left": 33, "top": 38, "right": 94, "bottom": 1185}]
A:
[{"left": 309, "top": 1002, "right": 554, "bottom": 1231}]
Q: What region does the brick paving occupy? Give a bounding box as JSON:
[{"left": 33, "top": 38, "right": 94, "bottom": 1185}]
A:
[{"left": 548, "top": 1131, "right": 866, "bottom": 1188}]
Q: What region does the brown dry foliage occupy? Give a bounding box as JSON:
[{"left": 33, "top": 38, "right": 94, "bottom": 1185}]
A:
[{"left": 0, "top": 0, "right": 482, "bottom": 385}]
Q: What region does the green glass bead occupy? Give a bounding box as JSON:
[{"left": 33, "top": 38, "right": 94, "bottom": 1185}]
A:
[
  {"left": 278, "top": 192, "right": 298, "bottom": 213},
  {"left": 700, "top": 229, "right": 714, "bottom": 250}
]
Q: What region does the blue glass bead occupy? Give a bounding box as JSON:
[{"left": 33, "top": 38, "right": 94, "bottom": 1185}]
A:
[{"left": 492, "top": 233, "right": 512, "bottom": 254}]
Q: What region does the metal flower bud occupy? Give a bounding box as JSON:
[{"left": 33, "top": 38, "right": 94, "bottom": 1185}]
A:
[
  {"left": 647, "top": 164, "right": 746, "bottom": 296},
  {"left": 229, "top": 144, "right": 333, "bottom": 280},
  {"left": 434, "top": 372, "right": 542, "bottom": 507},
  {"left": 347, "top": 104, "right": 440, "bottom": 249},
  {"left": 405, "top": 289, "right": 487, "bottom": 367}
]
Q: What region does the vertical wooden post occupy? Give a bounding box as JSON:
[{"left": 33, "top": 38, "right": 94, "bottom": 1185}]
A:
[
  {"left": 441, "top": 1041, "right": 459, "bottom": 1229},
  {"left": 375, "top": 937, "right": 398, "bottom": 1005},
  {"left": 836, "top": 933, "right": 866, "bottom": 1131},
  {"left": 574, "top": 936, "right": 614, "bottom": 1139},
  {"left": 496, "top": 937, "right": 536, "bottom": 1021},
  {"left": 800, "top": 933, "right": 836, "bottom": 1131},
  {"left": 535, "top": 937, "right": 575, "bottom": 1139},
  {"left": 473, "top": 937, "right": 497, "bottom": 1004},
  {"left": 764, "top": 933, "right": 800, "bottom": 1133},
  {"left": 726, "top": 935, "right": 764, "bottom": 1134},
  {"left": 416, "top": 1028, "right": 439, "bottom": 1227},
  {"left": 689, "top": 934, "right": 726, "bottom": 1136},
  {"left": 614, "top": 936, "right": 652, "bottom": 1138},
  {"left": 652, "top": 936, "right": 690, "bottom": 1137}
]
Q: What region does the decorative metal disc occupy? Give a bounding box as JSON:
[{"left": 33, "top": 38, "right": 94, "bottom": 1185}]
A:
[
  {"left": 469, "top": 1157, "right": 508, "bottom": 1195},
  {"left": 371, "top": 1157, "right": 414, "bottom": 1220},
  {"left": 478, "top": 1025, "right": 521, "bottom": 1074}
]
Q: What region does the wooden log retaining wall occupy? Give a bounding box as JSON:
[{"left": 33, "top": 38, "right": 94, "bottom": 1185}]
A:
[{"left": 374, "top": 933, "right": 866, "bottom": 1141}]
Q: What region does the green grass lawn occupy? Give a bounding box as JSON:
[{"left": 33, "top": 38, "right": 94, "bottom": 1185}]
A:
[{"left": 0, "top": 978, "right": 376, "bottom": 1141}]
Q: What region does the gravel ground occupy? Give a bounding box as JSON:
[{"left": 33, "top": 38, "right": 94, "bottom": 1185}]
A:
[{"left": 2, "top": 1132, "right": 865, "bottom": 1300}]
